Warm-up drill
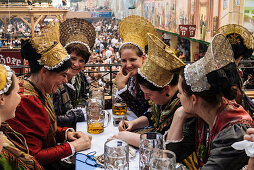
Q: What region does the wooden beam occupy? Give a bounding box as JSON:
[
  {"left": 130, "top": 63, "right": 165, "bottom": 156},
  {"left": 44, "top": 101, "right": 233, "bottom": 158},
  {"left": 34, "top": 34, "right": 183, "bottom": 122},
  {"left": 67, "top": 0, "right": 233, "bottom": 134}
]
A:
[
  {"left": 18, "top": 16, "right": 31, "bottom": 29},
  {"left": 30, "top": 15, "right": 34, "bottom": 37},
  {"left": 34, "top": 15, "right": 45, "bottom": 27}
]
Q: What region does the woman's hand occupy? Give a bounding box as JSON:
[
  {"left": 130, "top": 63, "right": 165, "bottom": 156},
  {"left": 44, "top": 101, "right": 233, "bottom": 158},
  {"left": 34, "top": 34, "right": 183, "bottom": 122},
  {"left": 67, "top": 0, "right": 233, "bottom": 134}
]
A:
[
  {"left": 118, "top": 120, "right": 134, "bottom": 131},
  {"left": 68, "top": 131, "right": 92, "bottom": 152},
  {"left": 109, "top": 131, "right": 140, "bottom": 147},
  {"left": 116, "top": 67, "right": 132, "bottom": 90},
  {"left": 244, "top": 128, "right": 254, "bottom": 142},
  {"left": 174, "top": 106, "right": 196, "bottom": 120}
]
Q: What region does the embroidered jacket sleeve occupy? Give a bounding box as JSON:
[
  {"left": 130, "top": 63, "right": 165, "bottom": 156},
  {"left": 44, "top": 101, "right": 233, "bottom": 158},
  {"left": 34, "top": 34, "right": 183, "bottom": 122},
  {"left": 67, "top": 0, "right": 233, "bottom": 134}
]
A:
[
  {"left": 201, "top": 124, "right": 250, "bottom": 170},
  {"left": 51, "top": 84, "right": 84, "bottom": 128},
  {"left": 7, "top": 96, "right": 72, "bottom": 165},
  {"left": 118, "top": 85, "right": 150, "bottom": 117}
]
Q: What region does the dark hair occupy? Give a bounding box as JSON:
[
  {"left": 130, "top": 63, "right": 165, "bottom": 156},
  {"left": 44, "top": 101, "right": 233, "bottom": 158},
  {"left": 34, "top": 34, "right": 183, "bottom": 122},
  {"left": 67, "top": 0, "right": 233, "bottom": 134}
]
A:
[
  {"left": 119, "top": 43, "right": 143, "bottom": 57},
  {"left": 136, "top": 72, "right": 179, "bottom": 92},
  {"left": 21, "top": 39, "right": 71, "bottom": 73},
  {"left": 4, "top": 74, "right": 15, "bottom": 96},
  {"left": 180, "top": 66, "right": 237, "bottom": 105},
  {"left": 65, "top": 43, "right": 91, "bottom": 64},
  {"left": 227, "top": 34, "right": 254, "bottom": 60}
]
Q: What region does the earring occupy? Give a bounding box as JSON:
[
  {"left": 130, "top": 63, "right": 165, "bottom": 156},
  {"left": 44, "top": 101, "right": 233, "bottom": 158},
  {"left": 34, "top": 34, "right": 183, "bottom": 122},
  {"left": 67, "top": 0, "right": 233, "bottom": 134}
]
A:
[{"left": 166, "top": 94, "right": 169, "bottom": 97}]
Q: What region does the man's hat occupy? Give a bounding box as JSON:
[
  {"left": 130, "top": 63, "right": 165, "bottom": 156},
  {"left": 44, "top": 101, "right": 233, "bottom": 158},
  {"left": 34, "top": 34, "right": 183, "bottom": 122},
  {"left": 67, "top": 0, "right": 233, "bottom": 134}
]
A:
[{"left": 138, "top": 33, "right": 185, "bottom": 87}]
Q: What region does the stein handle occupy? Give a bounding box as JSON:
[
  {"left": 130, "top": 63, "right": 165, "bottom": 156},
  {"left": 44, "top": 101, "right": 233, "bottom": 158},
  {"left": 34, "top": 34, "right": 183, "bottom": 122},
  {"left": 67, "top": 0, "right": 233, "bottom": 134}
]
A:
[{"left": 102, "top": 110, "right": 111, "bottom": 128}]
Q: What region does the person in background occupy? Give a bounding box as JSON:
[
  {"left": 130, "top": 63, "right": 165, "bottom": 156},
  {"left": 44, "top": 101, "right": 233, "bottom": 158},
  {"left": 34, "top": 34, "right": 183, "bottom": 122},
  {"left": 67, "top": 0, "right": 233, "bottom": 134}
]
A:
[
  {"left": 216, "top": 24, "right": 254, "bottom": 117},
  {"left": 7, "top": 21, "right": 92, "bottom": 170},
  {"left": 165, "top": 34, "right": 254, "bottom": 170},
  {"left": 113, "top": 33, "right": 185, "bottom": 147},
  {"left": 115, "top": 15, "right": 157, "bottom": 117},
  {"left": 0, "top": 64, "right": 43, "bottom": 170},
  {"left": 51, "top": 18, "right": 96, "bottom": 128}
]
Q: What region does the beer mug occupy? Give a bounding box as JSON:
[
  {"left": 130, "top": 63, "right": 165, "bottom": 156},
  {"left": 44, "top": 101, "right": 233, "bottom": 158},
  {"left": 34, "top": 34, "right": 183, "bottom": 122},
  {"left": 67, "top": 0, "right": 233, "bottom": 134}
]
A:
[
  {"left": 87, "top": 107, "right": 110, "bottom": 134},
  {"left": 150, "top": 149, "right": 176, "bottom": 170},
  {"left": 139, "top": 132, "right": 163, "bottom": 170},
  {"left": 112, "top": 102, "right": 127, "bottom": 115},
  {"left": 104, "top": 139, "right": 129, "bottom": 170},
  {"left": 112, "top": 86, "right": 127, "bottom": 115}
]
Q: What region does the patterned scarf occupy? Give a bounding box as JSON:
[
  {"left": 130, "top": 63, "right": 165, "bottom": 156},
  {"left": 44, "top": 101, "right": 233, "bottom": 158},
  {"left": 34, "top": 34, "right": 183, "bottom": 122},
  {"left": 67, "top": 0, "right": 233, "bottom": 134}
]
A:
[
  {"left": 0, "top": 123, "right": 43, "bottom": 170},
  {"left": 150, "top": 93, "right": 181, "bottom": 134}
]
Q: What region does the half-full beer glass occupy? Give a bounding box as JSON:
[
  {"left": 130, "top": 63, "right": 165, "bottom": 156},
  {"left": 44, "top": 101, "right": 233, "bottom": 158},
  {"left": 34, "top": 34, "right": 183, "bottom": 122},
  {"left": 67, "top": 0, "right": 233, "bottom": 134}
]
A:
[{"left": 87, "top": 107, "right": 110, "bottom": 134}]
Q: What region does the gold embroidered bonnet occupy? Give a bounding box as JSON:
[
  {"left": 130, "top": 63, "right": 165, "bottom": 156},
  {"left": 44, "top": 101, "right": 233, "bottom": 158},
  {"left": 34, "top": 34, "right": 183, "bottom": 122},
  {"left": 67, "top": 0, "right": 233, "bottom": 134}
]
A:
[
  {"left": 184, "top": 34, "right": 235, "bottom": 92},
  {"left": 138, "top": 33, "right": 185, "bottom": 87},
  {"left": 0, "top": 64, "right": 13, "bottom": 95},
  {"left": 30, "top": 21, "right": 70, "bottom": 70},
  {"left": 60, "top": 18, "right": 96, "bottom": 53},
  {"left": 119, "top": 15, "right": 157, "bottom": 53},
  {"left": 216, "top": 24, "right": 254, "bottom": 49}
]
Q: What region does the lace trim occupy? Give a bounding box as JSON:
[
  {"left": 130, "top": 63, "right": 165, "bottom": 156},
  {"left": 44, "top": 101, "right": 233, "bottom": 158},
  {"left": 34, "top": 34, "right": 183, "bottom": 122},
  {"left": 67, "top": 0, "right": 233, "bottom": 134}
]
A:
[
  {"left": 116, "top": 85, "right": 126, "bottom": 101},
  {"left": 119, "top": 42, "right": 144, "bottom": 54},
  {"left": 37, "top": 55, "right": 70, "bottom": 70},
  {"left": 65, "top": 128, "right": 75, "bottom": 141},
  {"left": 163, "top": 131, "right": 184, "bottom": 149},
  {"left": 64, "top": 41, "right": 91, "bottom": 53},
  {"left": 138, "top": 69, "right": 171, "bottom": 88},
  {"left": 0, "top": 65, "right": 13, "bottom": 95}
]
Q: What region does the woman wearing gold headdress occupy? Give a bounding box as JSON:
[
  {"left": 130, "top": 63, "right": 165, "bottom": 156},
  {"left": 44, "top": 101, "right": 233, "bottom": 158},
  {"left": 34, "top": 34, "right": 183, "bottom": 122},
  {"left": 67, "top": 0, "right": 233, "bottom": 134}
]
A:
[
  {"left": 6, "top": 22, "right": 92, "bottom": 169},
  {"left": 51, "top": 18, "right": 96, "bottom": 128},
  {"left": 216, "top": 24, "right": 254, "bottom": 117},
  {"left": 165, "top": 34, "right": 254, "bottom": 169},
  {"left": 116, "top": 15, "right": 158, "bottom": 117},
  {"left": 113, "top": 33, "right": 185, "bottom": 147},
  {"left": 0, "top": 64, "right": 43, "bottom": 169}
]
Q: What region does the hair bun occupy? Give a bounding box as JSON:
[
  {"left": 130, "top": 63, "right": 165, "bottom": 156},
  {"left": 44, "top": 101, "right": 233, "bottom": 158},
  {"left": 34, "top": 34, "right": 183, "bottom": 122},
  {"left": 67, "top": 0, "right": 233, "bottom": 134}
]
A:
[{"left": 21, "top": 39, "right": 41, "bottom": 61}]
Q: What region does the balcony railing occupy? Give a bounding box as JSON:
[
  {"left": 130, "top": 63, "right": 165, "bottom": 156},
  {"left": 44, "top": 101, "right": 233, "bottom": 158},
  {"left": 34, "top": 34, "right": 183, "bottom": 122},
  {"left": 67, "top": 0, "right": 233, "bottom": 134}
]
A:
[{"left": 9, "top": 61, "right": 254, "bottom": 99}]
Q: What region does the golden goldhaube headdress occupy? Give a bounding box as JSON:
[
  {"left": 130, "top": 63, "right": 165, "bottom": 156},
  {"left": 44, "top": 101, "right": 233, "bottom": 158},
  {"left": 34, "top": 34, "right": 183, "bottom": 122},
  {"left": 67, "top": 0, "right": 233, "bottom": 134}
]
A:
[
  {"left": 60, "top": 18, "right": 96, "bottom": 53},
  {"left": 216, "top": 24, "right": 254, "bottom": 49},
  {"left": 0, "top": 64, "right": 13, "bottom": 95},
  {"left": 30, "top": 20, "right": 70, "bottom": 70},
  {"left": 138, "top": 33, "right": 185, "bottom": 87},
  {"left": 119, "top": 15, "right": 157, "bottom": 53},
  {"left": 184, "top": 34, "right": 235, "bottom": 92}
]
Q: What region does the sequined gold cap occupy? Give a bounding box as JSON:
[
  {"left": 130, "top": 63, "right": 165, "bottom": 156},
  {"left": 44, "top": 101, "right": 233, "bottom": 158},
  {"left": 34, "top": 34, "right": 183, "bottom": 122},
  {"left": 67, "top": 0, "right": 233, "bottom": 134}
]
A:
[
  {"left": 0, "top": 64, "right": 13, "bottom": 95},
  {"left": 138, "top": 33, "right": 185, "bottom": 87},
  {"left": 60, "top": 18, "right": 96, "bottom": 53},
  {"left": 119, "top": 15, "right": 157, "bottom": 53},
  {"left": 184, "top": 34, "right": 235, "bottom": 92},
  {"left": 216, "top": 24, "right": 254, "bottom": 49},
  {"left": 30, "top": 21, "right": 70, "bottom": 70}
]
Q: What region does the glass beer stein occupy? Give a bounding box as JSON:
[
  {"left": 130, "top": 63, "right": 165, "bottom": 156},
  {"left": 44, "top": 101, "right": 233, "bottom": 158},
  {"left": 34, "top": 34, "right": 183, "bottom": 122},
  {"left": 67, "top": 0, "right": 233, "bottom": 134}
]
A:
[
  {"left": 104, "top": 139, "right": 129, "bottom": 170},
  {"left": 139, "top": 132, "right": 163, "bottom": 170},
  {"left": 87, "top": 107, "right": 110, "bottom": 134}
]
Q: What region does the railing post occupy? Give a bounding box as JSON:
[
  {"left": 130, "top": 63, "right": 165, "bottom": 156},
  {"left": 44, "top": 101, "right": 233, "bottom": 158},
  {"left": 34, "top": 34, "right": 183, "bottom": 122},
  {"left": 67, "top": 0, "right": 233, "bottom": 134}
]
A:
[{"left": 109, "top": 64, "right": 113, "bottom": 99}]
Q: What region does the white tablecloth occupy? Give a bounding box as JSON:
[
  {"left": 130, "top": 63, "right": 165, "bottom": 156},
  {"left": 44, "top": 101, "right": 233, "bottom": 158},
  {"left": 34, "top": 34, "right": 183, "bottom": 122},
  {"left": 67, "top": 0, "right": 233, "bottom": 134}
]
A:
[{"left": 76, "top": 110, "right": 139, "bottom": 169}]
